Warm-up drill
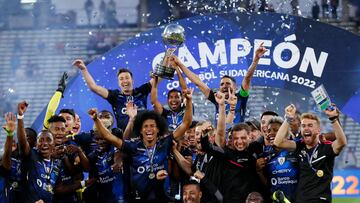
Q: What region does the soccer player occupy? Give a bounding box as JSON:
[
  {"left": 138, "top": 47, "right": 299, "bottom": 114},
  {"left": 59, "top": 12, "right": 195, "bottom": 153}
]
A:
[
  {"left": 88, "top": 88, "right": 193, "bottom": 201},
  {"left": 274, "top": 104, "right": 347, "bottom": 203},
  {"left": 0, "top": 112, "right": 16, "bottom": 202},
  {"left": 256, "top": 116, "right": 298, "bottom": 202},
  {"left": 17, "top": 101, "right": 63, "bottom": 203},
  {"left": 175, "top": 43, "right": 267, "bottom": 124},
  {"left": 73, "top": 59, "right": 155, "bottom": 130},
  {"left": 151, "top": 61, "right": 189, "bottom": 132}
]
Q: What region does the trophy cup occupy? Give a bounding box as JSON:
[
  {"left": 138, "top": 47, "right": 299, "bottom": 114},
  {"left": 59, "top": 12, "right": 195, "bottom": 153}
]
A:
[{"left": 153, "top": 24, "right": 185, "bottom": 80}]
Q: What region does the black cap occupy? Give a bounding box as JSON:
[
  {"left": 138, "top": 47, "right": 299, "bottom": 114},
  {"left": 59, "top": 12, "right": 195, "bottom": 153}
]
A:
[{"left": 246, "top": 118, "right": 261, "bottom": 131}]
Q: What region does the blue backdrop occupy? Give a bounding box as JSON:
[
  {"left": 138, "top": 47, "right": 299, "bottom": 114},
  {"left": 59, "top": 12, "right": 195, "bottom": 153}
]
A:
[{"left": 32, "top": 12, "right": 360, "bottom": 134}]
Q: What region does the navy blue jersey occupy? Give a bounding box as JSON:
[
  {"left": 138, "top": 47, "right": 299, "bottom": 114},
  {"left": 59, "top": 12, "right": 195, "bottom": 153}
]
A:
[
  {"left": 208, "top": 87, "right": 249, "bottom": 124},
  {"left": 53, "top": 140, "right": 80, "bottom": 203},
  {"left": 22, "top": 149, "right": 63, "bottom": 203},
  {"left": 263, "top": 146, "right": 298, "bottom": 202},
  {"left": 7, "top": 154, "right": 22, "bottom": 203},
  {"left": 89, "top": 147, "right": 125, "bottom": 202},
  {"left": 161, "top": 106, "right": 186, "bottom": 132},
  {"left": 107, "top": 83, "right": 152, "bottom": 130},
  {"left": 122, "top": 136, "right": 173, "bottom": 200},
  {"left": 74, "top": 131, "right": 98, "bottom": 156},
  {"left": 0, "top": 166, "right": 9, "bottom": 203}
]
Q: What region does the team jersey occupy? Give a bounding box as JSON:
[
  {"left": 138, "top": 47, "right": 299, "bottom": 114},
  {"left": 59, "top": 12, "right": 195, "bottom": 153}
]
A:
[
  {"left": 161, "top": 106, "right": 186, "bottom": 132},
  {"left": 295, "top": 140, "right": 337, "bottom": 203},
  {"left": 88, "top": 146, "right": 125, "bottom": 202},
  {"left": 263, "top": 146, "right": 299, "bottom": 202},
  {"left": 121, "top": 135, "right": 173, "bottom": 200},
  {"left": 8, "top": 152, "right": 22, "bottom": 203},
  {"left": 74, "top": 130, "right": 98, "bottom": 156},
  {"left": 0, "top": 166, "right": 9, "bottom": 203},
  {"left": 107, "top": 82, "right": 151, "bottom": 130},
  {"left": 208, "top": 87, "right": 249, "bottom": 124},
  {"left": 22, "top": 149, "right": 63, "bottom": 203},
  {"left": 53, "top": 140, "right": 80, "bottom": 203}
]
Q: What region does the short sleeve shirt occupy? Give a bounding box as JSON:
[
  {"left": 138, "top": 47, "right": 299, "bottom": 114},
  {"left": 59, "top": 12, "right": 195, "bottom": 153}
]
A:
[
  {"left": 295, "top": 141, "right": 337, "bottom": 203},
  {"left": 107, "top": 82, "right": 151, "bottom": 130}
]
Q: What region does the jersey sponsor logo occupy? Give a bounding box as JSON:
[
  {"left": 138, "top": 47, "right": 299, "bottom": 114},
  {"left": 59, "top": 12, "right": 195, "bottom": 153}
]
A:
[
  {"left": 277, "top": 157, "right": 285, "bottom": 165},
  {"left": 271, "top": 176, "right": 297, "bottom": 185},
  {"left": 272, "top": 169, "right": 292, "bottom": 175}
]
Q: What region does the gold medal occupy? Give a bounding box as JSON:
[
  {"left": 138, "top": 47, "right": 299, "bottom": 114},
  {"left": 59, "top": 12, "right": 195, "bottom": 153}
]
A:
[
  {"left": 316, "top": 170, "right": 324, "bottom": 177},
  {"left": 46, "top": 184, "right": 53, "bottom": 193},
  {"left": 149, "top": 173, "right": 156, "bottom": 179}
]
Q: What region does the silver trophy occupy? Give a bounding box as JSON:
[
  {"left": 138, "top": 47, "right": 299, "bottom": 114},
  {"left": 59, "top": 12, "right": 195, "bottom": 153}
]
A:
[{"left": 153, "top": 24, "right": 185, "bottom": 80}]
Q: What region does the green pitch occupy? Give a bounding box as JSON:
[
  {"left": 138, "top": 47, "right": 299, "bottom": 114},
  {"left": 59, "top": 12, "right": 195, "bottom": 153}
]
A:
[{"left": 333, "top": 197, "right": 360, "bottom": 203}]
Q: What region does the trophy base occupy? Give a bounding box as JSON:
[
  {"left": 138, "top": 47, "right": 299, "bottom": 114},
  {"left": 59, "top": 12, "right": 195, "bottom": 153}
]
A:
[{"left": 152, "top": 64, "right": 175, "bottom": 80}]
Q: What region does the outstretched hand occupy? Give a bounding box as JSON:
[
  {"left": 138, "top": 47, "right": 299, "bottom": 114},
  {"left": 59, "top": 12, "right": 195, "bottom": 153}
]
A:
[
  {"left": 183, "top": 88, "right": 194, "bottom": 100},
  {"left": 3, "top": 112, "right": 16, "bottom": 133},
  {"left": 17, "top": 101, "right": 29, "bottom": 116},
  {"left": 324, "top": 103, "right": 340, "bottom": 118},
  {"left": 285, "top": 104, "right": 296, "bottom": 118},
  {"left": 57, "top": 72, "right": 68, "bottom": 94},
  {"left": 254, "top": 42, "right": 267, "bottom": 60},
  {"left": 215, "top": 91, "right": 226, "bottom": 105},
  {"left": 88, "top": 108, "right": 98, "bottom": 120},
  {"left": 126, "top": 102, "right": 137, "bottom": 120},
  {"left": 225, "top": 88, "right": 237, "bottom": 106},
  {"left": 72, "top": 59, "right": 86, "bottom": 70}
]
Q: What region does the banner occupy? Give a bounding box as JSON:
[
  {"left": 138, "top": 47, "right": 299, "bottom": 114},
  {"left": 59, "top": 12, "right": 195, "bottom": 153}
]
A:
[
  {"left": 333, "top": 169, "right": 360, "bottom": 197},
  {"left": 32, "top": 12, "right": 360, "bottom": 133}
]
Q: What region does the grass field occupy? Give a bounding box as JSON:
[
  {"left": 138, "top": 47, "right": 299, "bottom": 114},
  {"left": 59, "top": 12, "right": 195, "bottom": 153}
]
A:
[{"left": 333, "top": 198, "right": 360, "bottom": 203}]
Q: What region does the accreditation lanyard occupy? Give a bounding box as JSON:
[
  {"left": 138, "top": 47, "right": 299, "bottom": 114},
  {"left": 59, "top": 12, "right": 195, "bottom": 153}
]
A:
[{"left": 306, "top": 144, "right": 319, "bottom": 172}]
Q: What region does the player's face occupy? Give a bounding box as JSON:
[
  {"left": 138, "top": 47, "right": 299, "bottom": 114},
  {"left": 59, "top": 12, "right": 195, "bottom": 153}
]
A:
[
  {"left": 266, "top": 123, "right": 281, "bottom": 146},
  {"left": 249, "top": 129, "right": 261, "bottom": 142},
  {"left": 141, "top": 119, "right": 159, "bottom": 144},
  {"left": 49, "top": 121, "right": 66, "bottom": 146},
  {"left": 99, "top": 111, "right": 114, "bottom": 127},
  {"left": 183, "top": 184, "right": 202, "bottom": 203},
  {"left": 185, "top": 127, "right": 196, "bottom": 148},
  {"left": 37, "top": 132, "right": 54, "bottom": 159},
  {"left": 261, "top": 115, "right": 273, "bottom": 135},
  {"left": 219, "top": 78, "right": 235, "bottom": 98},
  {"left": 118, "top": 72, "right": 133, "bottom": 93},
  {"left": 73, "top": 114, "right": 81, "bottom": 134},
  {"left": 301, "top": 118, "right": 320, "bottom": 146},
  {"left": 168, "top": 91, "right": 182, "bottom": 111},
  {"left": 59, "top": 112, "right": 75, "bottom": 134},
  {"left": 232, "top": 130, "right": 249, "bottom": 151}
]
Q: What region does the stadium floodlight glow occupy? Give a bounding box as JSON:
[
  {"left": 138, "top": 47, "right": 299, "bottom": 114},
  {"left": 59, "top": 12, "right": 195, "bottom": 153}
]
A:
[{"left": 21, "top": 0, "right": 37, "bottom": 4}]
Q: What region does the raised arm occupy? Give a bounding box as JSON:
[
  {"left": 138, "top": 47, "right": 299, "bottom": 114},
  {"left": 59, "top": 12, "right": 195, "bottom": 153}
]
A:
[
  {"left": 274, "top": 104, "right": 296, "bottom": 151},
  {"left": 123, "top": 102, "right": 137, "bottom": 139},
  {"left": 66, "top": 145, "right": 90, "bottom": 172},
  {"left": 150, "top": 76, "right": 164, "bottom": 114},
  {"left": 17, "top": 101, "right": 31, "bottom": 156},
  {"left": 73, "top": 59, "right": 109, "bottom": 98},
  {"left": 214, "top": 91, "right": 226, "bottom": 147},
  {"left": 241, "top": 42, "right": 267, "bottom": 91},
  {"left": 88, "top": 108, "right": 123, "bottom": 149},
  {"left": 325, "top": 105, "right": 347, "bottom": 154},
  {"left": 173, "top": 88, "right": 193, "bottom": 141},
  {"left": 173, "top": 60, "right": 188, "bottom": 91},
  {"left": 2, "top": 112, "right": 16, "bottom": 170},
  {"left": 225, "top": 88, "right": 238, "bottom": 124},
  {"left": 174, "top": 56, "right": 211, "bottom": 98},
  {"left": 43, "top": 72, "right": 68, "bottom": 130},
  {"left": 171, "top": 141, "right": 192, "bottom": 176}
]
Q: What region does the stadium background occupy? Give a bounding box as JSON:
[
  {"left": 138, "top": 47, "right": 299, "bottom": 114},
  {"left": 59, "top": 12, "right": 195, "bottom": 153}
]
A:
[{"left": 0, "top": 0, "right": 359, "bottom": 202}]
